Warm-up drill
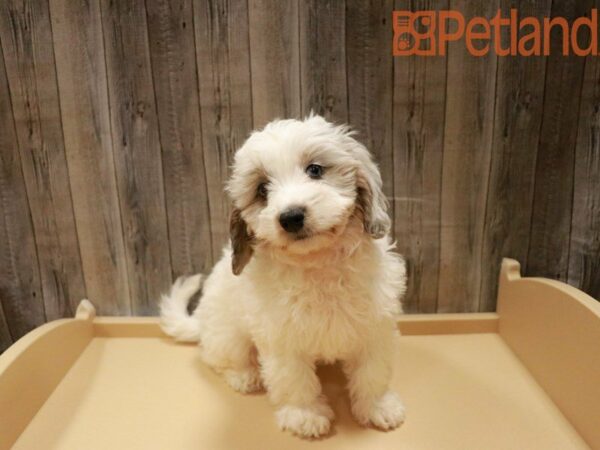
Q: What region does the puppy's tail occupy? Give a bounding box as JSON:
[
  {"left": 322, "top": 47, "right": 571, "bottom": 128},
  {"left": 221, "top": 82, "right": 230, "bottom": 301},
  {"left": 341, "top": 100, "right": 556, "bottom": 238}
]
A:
[{"left": 159, "top": 274, "right": 204, "bottom": 342}]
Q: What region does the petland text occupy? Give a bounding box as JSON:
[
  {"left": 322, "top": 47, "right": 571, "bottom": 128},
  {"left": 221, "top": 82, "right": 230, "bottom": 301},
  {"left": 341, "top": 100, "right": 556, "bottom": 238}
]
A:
[{"left": 393, "top": 9, "right": 598, "bottom": 56}]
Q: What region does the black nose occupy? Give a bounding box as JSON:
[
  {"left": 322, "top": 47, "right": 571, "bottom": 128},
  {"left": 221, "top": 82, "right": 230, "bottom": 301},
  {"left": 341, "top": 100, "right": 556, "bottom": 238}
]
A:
[{"left": 279, "top": 208, "right": 305, "bottom": 233}]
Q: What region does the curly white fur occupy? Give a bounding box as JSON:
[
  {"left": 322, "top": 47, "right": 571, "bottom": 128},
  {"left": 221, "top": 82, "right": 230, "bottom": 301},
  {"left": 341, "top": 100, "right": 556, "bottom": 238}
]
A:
[{"left": 160, "top": 115, "right": 407, "bottom": 438}]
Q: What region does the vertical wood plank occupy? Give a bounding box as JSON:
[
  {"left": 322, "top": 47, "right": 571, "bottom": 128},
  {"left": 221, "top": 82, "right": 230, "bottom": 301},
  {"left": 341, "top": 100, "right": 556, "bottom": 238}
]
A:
[
  {"left": 438, "top": 0, "right": 499, "bottom": 312},
  {"left": 49, "top": 0, "right": 131, "bottom": 314},
  {"left": 0, "top": 301, "right": 11, "bottom": 353},
  {"left": 568, "top": 49, "right": 600, "bottom": 300},
  {"left": 299, "top": 0, "right": 348, "bottom": 123},
  {"left": 479, "top": 0, "right": 551, "bottom": 312},
  {"left": 146, "top": 0, "right": 213, "bottom": 277},
  {"left": 0, "top": 0, "right": 86, "bottom": 320},
  {"left": 346, "top": 0, "right": 394, "bottom": 232},
  {"left": 392, "top": 0, "right": 447, "bottom": 313},
  {"left": 193, "top": 0, "right": 253, "bottom": 253},
  {"left": 100, "top": 0, "right": 172, "bottom": 314},
  {"left": 248, "top": 0, "right": 301, "bottom": 128},
  {"left": 0, "top": 39, "right": 45, "bottom": 340},
  {"left": 526, "top": 0, "right": 591, "bottom": 282}
]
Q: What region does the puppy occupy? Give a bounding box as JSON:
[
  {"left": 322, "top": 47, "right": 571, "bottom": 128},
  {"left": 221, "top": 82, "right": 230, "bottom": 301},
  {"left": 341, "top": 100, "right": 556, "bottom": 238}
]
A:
[{"left": 160, "top": 115, "right": 407, "bottom": 438}]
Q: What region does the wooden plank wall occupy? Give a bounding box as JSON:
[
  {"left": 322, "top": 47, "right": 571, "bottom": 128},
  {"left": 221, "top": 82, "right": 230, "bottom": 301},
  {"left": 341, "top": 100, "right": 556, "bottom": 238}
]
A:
[{"left": 1, "top": 0, "right": 599, "bottom": 349}]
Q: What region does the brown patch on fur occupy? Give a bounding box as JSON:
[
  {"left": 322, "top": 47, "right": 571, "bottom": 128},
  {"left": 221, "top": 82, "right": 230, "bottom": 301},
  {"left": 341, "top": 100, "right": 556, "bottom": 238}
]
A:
[
  {"left": 354, "top": 165, "right": 390, "bottom": 239},
  {"left": 355, "top": 172, "right": 378, "bottom": 238},
  {"left": 353, "top": 190, "right": 367, "bottom": 230},
  {"left": 230, "top": 208, "right": 254, "bottom": 275}
]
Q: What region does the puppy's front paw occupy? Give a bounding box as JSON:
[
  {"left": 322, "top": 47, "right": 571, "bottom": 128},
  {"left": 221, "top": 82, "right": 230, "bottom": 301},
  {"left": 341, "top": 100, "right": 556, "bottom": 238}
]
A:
[
  {"left": 276, "top": 402, "right": 334, "bottom": 438},
  {"left": 353, "top": 390, "right": 405, "bottom": 430}
]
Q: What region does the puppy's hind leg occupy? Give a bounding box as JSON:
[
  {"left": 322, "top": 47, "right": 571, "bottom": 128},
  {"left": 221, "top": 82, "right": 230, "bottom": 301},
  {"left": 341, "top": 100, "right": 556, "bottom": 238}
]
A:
[
  {"left": 221, "top": 343, "right": 263, "bottom": 394},
  {"left": 200, "top": 325, "right": 262, "bottom": 394}
]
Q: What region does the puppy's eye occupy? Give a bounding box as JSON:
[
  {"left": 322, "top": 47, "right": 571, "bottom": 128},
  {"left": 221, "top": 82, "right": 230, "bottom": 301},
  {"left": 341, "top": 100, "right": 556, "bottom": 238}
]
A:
[
  {"left": 306, "top": 164, "right": 323, "bottom": 179},
  {"left": 257, "top": 182, "right": 268, "bottom": 199}
]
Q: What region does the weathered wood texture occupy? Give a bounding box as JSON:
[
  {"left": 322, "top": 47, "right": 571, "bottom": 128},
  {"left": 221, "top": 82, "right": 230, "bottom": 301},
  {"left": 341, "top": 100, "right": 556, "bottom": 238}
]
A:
[
  {"left": 100, "top": 0, "right": 172, "bottom": 315},
  {"left": 479, "top": 0, "right": 552, "bottom": 312},
  {"left": 0, "top": 38, "right": 45, "bottom": 351},
  {"left": 568, "top": 12, "right": 600, "bottom": 298},
  {"left": 0, "top": 0, "right": 86, "bottom": 321},
  {"left": 393, "top": 0, "right": 447, "bottom": 313},
  {"left": 438, "top": 0, "right": 499, "bottom": 312},
  {"left": 145, "top": 0, "right": 214, "bottom": 279},
  {"left": 49, "top": 0, "right": 131, "bottom": 314},
  {"left": 1, "top": 1, "right": 599, "bottom": 346},
  {"left": 526, "top": 0, "right": 592, "bottom": 281},
  {"left": 194, "top": 0, "right": 253, "bottom": 254},
  {"left": 347, "top": 0, "right": 395, "bottom": 230},
  {"left": 299, "top": 0, "right": 348, "bottom": 123},
  {"left": 248, "top": 0, "right": 301, "bottom": 127}
]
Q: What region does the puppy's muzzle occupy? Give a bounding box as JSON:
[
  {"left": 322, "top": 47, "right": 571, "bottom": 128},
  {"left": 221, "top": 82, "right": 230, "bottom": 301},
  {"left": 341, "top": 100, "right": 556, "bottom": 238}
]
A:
[{"left": 279, "top": 207, "right": 305, "bottom": 233}]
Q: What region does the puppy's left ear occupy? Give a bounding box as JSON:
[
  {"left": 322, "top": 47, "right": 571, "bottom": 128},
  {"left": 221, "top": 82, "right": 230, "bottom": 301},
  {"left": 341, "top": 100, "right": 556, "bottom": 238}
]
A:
[
  {"left": 230, "top": 208, "right": 254, "bottom": 275},
  {"left": 353, "top": 144, "right": 391, "bottom": 239}
]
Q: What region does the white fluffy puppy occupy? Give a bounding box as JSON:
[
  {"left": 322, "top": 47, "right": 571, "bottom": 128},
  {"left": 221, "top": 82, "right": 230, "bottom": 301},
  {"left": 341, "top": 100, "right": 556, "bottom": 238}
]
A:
[{"left": 160, "top": 115, "right": 407, "bottom": 438}]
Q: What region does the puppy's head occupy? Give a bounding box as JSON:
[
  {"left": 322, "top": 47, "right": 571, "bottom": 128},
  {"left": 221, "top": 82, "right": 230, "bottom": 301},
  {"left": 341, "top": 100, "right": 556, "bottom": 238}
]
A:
[{"left": 227, "top": 115, "right": 390, "bottom": 274}]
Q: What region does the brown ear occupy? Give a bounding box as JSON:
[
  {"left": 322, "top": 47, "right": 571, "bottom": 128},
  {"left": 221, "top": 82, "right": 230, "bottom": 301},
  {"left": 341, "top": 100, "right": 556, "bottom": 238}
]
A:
[
  {"left": 230, "top": 208, "right": 254, "bottom": 275},
  {"left": 355, "top": 164, "right": 390, "bottom": 239}
]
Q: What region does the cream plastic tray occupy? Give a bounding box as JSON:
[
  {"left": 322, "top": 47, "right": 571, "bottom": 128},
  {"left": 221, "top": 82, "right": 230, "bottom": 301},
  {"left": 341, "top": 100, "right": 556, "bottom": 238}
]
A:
[{"left": 1, "top": 259, "right": 598, "bottom": 450}]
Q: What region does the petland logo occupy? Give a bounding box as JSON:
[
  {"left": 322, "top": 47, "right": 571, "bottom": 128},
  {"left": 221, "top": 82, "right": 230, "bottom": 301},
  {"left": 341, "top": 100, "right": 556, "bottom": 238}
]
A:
[{"left": 393, "top": 9, "right": 598, "bottom": 56}]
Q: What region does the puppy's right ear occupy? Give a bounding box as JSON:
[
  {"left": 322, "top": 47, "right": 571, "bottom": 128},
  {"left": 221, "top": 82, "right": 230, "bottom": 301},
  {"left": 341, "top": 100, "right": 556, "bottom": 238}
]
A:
[{"left": 230, "top": 208, "right": 254, "bottom": 275}]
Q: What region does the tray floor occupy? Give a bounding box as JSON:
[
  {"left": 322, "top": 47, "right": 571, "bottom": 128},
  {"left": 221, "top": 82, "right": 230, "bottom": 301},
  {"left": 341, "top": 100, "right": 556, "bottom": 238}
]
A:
[{"left": 14, "top": 333, "right": 587, "bottom": 450}]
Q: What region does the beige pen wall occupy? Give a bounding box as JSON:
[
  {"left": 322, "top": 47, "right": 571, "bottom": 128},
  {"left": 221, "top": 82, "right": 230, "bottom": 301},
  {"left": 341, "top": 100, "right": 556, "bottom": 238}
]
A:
[{"left": 0, "top": 0, "right": 598, "bottom": 351}]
